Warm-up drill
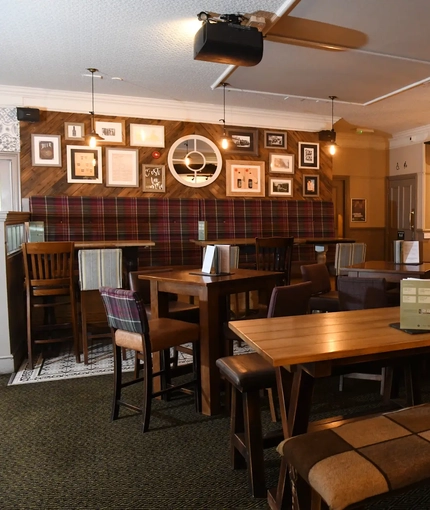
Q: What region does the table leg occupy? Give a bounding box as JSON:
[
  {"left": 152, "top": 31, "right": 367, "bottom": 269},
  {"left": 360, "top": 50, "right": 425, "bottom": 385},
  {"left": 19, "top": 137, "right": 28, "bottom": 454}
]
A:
[
  {"left": 269, "top": 367, "right": 315, "bottom": 510},
  {"left": 199, "top": 290, "right": 228, "bottom": 416},
  {"left": 150, "top": 282, "right": 170, "bottom": 397}
]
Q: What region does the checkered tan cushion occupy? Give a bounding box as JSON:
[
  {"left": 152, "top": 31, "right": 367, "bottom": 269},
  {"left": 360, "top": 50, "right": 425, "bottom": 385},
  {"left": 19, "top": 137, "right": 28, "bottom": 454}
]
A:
[
  {"left": 79, "top": 249, "right": 122, "bottom": 290},
  {"left": 99, "top": 287, "right": 147, "bottom": 334},
  {"left": 280, "top": 404, "right": 430, "bottom": 510}
]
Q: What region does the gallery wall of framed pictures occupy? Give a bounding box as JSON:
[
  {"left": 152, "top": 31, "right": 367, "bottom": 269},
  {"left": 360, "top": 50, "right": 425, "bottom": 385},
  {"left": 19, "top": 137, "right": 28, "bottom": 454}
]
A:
[{"left": 23, "top": 109, "right": 332, "bottom": 200}]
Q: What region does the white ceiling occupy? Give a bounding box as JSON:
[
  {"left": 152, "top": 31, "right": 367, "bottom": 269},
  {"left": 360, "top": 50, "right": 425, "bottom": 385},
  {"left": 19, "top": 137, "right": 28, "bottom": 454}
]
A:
[{"left": 2, "top": 0, "right": 430, "bottom": 137}]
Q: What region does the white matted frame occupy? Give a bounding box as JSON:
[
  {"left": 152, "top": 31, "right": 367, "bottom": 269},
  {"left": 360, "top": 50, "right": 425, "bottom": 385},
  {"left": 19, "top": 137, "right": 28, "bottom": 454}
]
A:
[
  {"left": 106, "top": 148, "right": 139, "bottom": 187},
  {"left": 264, "top": 130, "right": 287, "bottom": 149},
  {"left": 130, "top": 124, "right": 165, "bottom": 148},
  {"left": 226, "top": 160, "right": 265, "bottom": 197},
  {"left": 64, "top": 122, "right": 85, "bottom": 141},
  {"left": 31, "top": 134, "right": 62, "bottom": 167},
  {"left": 142, "top": 164, "right": 166, "bottom": 192},
  {"left": 95, "top": 120, "right": 125, "bottom": 145},
  {"left": 66, "top": 145, "right": 102, "bottom": 184},
  {"left": 269, "top": 177, "right": 293, "bottom": 197},
  {"left": 303, "top": 175, "right": 319, "bottom": 197},
  {"left": 299, "top": 142, "right": 319, "bottom": 170},
  {"left": 269, "top": 153, "right": 294, "bottom": 173},
  {"left": 351, "top": 198, "right": 367, "bottom": 222}
]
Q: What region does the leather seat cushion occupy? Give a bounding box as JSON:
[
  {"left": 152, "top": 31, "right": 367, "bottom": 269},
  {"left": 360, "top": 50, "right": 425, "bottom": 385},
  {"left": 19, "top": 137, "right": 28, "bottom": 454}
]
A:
[
  {"left": 216, "top": 352, "right": 276, "bottom": 392},
  {"left": 115, "top": 318, "right": 199, "bottom": 352}
]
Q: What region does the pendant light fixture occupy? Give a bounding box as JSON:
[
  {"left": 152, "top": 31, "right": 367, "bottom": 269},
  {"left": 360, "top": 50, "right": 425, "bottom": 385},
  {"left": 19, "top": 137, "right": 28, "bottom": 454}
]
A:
[
  {"left": 328, "top": 95, "right": 337, "bottom": 155},
  {"left": 85, "top": 68, "right": 104, "bottom": 148},
  {"left": 220, "top": 83, "right": 231, "bottom": 150}
]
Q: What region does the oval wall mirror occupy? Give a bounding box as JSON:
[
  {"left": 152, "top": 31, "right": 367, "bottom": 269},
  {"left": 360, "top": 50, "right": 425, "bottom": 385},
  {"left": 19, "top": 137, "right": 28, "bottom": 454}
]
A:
[{"left": 167, "top": 134, "right": 222, "bottom": 188}]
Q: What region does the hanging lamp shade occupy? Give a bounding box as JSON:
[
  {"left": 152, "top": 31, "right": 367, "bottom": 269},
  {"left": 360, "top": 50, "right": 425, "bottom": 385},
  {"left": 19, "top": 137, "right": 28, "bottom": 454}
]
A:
[{"left": 84, "top": 68, "right": 104, "bottom": 148}]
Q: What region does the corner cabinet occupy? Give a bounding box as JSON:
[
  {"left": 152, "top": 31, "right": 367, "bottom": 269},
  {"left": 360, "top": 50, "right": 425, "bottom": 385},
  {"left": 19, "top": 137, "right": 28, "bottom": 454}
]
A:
[{"left": 0, "top": 211, "right": 30, "bottom": 374}]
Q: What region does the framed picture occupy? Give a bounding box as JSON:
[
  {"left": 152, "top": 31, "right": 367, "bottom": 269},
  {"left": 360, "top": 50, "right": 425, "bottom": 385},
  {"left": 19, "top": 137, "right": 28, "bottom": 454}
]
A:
[
  {"left": 130, "top": 124, "right": 165, "bottom": 148},
  {"left": 299, "top": 142, "right": 319, "bottom": 170},
  {"left": 351, "top": 198, "right": 367, "bottom": 222},
  {"left": 303, "top": 175, "right": 319, "bottom": 197},
  {"left": 225, "top": 128, "right": 259, "bottom": 156},
  {"left": 64, "top": 122, "right": 85, "bottom": 141},
  {"left": 269, "top": 153, "right": 294, "bottom": 174},
  {"left": 264, "top": 130, "right": 287, "bottom": 149},
  {"left": 269, "top": 177, "right": 293, "bottom": 197},
  {"left": 106, "top": 148, "right": 139, "bottom": 187},
  {"left": 142, "top": 164, "right": 166, "bottom": 192},
  {"left": 66, "top": 145, "right": 102, "bottom": 184},
  {"left": 94, "top": 120, "right": 125, "bottom": 145},
  {"left": 226, "top": 160, "right": 265, "bottom": 197},
  {"left": 31, "top": 134, "right": 62, "bottom": 167}
]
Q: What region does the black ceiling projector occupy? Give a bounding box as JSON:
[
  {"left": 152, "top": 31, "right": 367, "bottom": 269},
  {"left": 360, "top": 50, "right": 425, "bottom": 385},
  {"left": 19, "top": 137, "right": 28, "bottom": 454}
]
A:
[{"left": 194, "top": 22, "right": 263, "bottom": 67}]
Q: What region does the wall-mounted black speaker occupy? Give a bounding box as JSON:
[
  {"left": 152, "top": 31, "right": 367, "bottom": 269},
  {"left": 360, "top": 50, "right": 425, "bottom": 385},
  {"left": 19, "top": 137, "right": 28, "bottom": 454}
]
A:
[
  {"left": 194, "top": 22, "right": 263, "bottom": 67},
  {"left": 318, "top": 129, "right": 336, "bottom": 142},
  {"left": 16, "top": 107, "right": 40, "bottom": 122}
]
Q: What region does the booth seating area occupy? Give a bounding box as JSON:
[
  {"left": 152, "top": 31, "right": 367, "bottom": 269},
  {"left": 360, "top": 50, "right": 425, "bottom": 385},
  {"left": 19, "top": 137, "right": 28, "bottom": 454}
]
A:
[{"left": 28, "top": 196, "right": 336, "bottom": 271}]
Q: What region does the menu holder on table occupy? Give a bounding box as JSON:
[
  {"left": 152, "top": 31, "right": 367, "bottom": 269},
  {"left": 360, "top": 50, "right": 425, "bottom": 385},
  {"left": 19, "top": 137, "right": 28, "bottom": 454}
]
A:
[
  {"left": 394, "top": 240, "right": 422, "bottom": 264},
  {"left": 400, "top": 278, "right": 430, "bottom": 330},
  {"left": 190, "top": 244, "right": 233, "bottom": 276}
]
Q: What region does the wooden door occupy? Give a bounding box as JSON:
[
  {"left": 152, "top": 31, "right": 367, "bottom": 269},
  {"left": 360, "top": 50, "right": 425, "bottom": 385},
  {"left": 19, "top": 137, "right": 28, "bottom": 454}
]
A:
[
  {"left": 387, "top": 174, "right": 417, "bottom": 259},
  {"left": 332, "top": 177, "right": 346, "bottom": 238}
]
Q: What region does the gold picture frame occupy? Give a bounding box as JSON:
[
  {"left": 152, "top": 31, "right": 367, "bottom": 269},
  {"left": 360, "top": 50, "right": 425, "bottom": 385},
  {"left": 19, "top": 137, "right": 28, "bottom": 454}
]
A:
[
  {"left": 94, "top": 120, "right": 125, "bottom": 145},
  {"left": 64, "top": 122, "right": 85, "bottom": 141},
  {"left": 226, "top": 160, "right": 265, "bottom": 197}
]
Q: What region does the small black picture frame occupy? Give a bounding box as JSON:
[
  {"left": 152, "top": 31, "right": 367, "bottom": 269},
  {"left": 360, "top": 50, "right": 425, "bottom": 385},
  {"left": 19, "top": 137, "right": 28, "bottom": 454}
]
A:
[
  {"left": 225, "top": 128, "right": 259, "bottom": 156},
  {"left": 299, "top": 142, "right": 319, "bottom": 170},
  {"left": 303, "top": 175, "right": 319, "bottom": 197}
]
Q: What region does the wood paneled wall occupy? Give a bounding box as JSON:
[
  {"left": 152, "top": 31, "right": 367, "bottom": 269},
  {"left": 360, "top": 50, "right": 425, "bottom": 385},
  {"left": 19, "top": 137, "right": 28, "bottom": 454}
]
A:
[{"left": 20, "top": 111, "right": 333, "bottom": 200}]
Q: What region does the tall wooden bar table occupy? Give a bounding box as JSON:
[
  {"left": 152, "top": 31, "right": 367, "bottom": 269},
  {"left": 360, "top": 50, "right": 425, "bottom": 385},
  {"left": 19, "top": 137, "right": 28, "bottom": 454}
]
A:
[
  {"left": 139, "top": 268, "right": 283, "bottom": 416},
  {"left": 191, "top": 237, "right": 355, "bottom": 264},
  {"left": 340, "top": 260, "right": 430, "bottom": 282},
  {"left": 74, "top": 239, "right": 155, "bottom": 276},
  {"left": 229, "top": 307, "right": 430, "bottom": 509}
]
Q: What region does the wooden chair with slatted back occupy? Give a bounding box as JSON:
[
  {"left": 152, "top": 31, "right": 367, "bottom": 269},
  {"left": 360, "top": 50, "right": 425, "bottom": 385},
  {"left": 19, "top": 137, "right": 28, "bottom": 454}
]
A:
[
  {"left": 22, "top": 241, "right": 80, "bottom": 369},
  {"left": 78, "top": 249, "right": 123, "bottom": 364}
]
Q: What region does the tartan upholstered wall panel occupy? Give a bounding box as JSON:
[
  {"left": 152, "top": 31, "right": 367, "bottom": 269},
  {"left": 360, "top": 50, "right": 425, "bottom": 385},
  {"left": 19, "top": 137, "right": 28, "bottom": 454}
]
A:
[{"left": 29, "top": 196, "right": 334, "bottom": 266}]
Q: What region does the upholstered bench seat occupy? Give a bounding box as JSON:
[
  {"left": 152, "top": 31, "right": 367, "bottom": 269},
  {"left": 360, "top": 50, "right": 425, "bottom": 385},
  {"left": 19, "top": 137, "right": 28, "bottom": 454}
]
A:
[{"left": 279, "top": 403, "right": 430, "bottom": 510}]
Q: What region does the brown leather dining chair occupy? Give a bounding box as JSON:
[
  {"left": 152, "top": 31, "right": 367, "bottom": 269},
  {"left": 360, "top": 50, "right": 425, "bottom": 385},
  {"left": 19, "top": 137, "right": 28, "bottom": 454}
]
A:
[
  {"left": 22, "top": 241, "right": 80, "bottom": 369},
  {"left": 300, "top": 262, "right": 340, "bottom": 313},
  {"left": 99, "top": 286, "right": 201, "bottom": 433}
]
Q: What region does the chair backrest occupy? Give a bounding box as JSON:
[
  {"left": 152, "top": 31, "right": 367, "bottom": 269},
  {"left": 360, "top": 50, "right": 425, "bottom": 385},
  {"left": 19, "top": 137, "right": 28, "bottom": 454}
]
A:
[
  {"left": 300, "top": 263, "right": 332, "bottom": 295},
  {"left": 99, "top": 287, "right": 149, "bottom": 335},
  {"left": 78, "top": 249, "right": 122, "bottom": 290},
  {"left": 337, "top": 276, "right": 388, "bottom": 310},
  {"left": 255, "top": 237, "right": 294, "bottom": 285},
  {"left": 22, "top": 241, "right": 75, "bottom": 295},
  {"left": 334, "top": 243, "right": 367, "bottom": 276},
  {"left": 129, "top": 268, "right": 177, "bottom": 303},
  {"left": 267, "top": 282, "right": 312, "bottom": 318}
]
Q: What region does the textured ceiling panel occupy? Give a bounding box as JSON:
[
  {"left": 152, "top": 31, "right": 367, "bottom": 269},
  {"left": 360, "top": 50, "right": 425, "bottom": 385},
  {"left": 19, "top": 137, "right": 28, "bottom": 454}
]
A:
[{"left": 2, "top": 0, "right": 430, "bottom": 135}]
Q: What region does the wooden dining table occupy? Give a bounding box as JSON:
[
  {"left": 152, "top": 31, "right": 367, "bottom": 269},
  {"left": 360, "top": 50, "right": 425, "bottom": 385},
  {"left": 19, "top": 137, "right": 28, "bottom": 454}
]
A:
[
  {"left": 138, "top": 267, "right": 284, "bottom": 416},
  {"left": 229, "top": 307, "right": 430, "bottom": 509},
  {"left": 74, "top": 239, "right": 155, "bottom": 273},
  {"left": 340, "top": 260, "right": 430, "bottom": 282}
]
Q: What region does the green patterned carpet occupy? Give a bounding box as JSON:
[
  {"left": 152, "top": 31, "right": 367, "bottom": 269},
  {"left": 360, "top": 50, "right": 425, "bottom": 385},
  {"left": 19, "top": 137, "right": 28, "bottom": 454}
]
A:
[{"left": 1, "top": 371, "right": 430, "bottom": 509}]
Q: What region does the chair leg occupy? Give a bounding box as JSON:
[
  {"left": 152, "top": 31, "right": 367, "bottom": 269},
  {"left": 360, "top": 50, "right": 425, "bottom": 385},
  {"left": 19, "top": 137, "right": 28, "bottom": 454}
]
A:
[
  {"left": 267, "top": 387, "right": 278, "bottom": 422},
  {"left": 231, "top": 387, "right": 246, "bottom": 470},
  {"left": 192, "top": 341, "right": 202, "bottom": 413},
  {"left": 243, "top": 390, "right": 266, "bottom": 498},
  {"left": 142, "top": 354, "right": 153, "bottom": 433},
  {"left": 27, "top": 304, "right": 34, "bottom": 370},
  {"left": 111, "top": 344, "right": 122, "bottom": 421}
]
